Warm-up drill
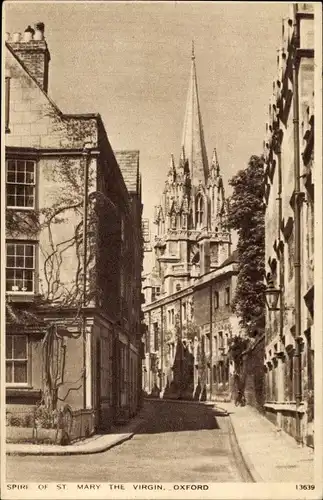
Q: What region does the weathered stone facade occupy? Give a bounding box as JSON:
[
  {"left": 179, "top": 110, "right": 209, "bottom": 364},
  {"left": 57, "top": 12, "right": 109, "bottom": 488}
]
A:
[
  {"left": 5, "top": 23, "right": 144, "bottom": 439},
  {"left": 142, "top": 255, "right": 240, "bottom": 401},
  {"left": 263, "top": 4, "right": 315, "bottom": 446}
]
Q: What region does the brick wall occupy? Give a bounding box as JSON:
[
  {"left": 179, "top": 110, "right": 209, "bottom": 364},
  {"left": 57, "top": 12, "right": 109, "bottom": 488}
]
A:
[{"left": 8, "top": 40, "right": 50, "bottom": 91}]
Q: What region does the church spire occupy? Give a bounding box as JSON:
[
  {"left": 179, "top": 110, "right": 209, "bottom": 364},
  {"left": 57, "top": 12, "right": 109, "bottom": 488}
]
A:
[{"left": 181, "top": 42, "right": 209, "bottom": 186}]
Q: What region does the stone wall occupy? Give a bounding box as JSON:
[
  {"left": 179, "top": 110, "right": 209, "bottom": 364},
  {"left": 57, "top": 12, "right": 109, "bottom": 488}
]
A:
[{"left": 241, "top": 335, "right": 265, "bottom": 411}]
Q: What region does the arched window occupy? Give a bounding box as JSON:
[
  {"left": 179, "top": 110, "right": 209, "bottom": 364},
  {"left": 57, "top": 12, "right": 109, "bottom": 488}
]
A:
[
  {"left": 195, "top": 195, "right": 204, "bottom": 228},
  {"left": 176, "top": 283, "right": 181, "bottom": 292}
]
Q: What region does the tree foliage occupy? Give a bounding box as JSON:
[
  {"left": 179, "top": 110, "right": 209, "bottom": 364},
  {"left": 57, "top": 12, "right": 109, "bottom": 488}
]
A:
[{"left": 227, "top": 155, "right": 266, "bottom": 335}]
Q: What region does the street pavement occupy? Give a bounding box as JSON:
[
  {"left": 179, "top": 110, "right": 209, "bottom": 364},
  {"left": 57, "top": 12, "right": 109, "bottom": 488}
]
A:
[{"left": 6, "top": 400, "right": 251, "bottom": 483}]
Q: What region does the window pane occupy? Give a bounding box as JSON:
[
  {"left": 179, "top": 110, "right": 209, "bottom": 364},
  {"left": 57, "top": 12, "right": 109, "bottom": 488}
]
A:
[
  {"left": 14, "top": 362, "right": 27, "bottom": 383},
  {"left": 25, "top": 257, "right": 34, "bottom": 269},
  {"left": 6, "top": 257, "right": 15, "bottom": 268},
  {"left": 24, "top": 270, "right": 33, "bottom": 291},
  {"left": 26, "top": 196, "right": 34, "bottom": 207},
  {"left": 16, "top": 172, "right": 25, "bottom": 183},
  {"left": 6, "top": 268, "right": 15, "bottom": 279},
  {"left": 6, "top": 244, "right": 14, "bottom": 256},
  {"left": 7, "top": 160, "right": 16, "bottom": 170},
  {"left": 14, "top": 336, "right": 27, "bottom": 359},
  {"left": 26, "top": 161, "right": 35, "bottom": 172},
  {"left": 16, "top": 256, "right": 24, "bottom": 268},
  {"left": 26, "top": 245, "right": 35, "bottom": 257},
  {"left": 6, "top": 279, "right": 15, "bottom": 291},
  {"left": 16, "top": 161, "right": 25, "bottom": 172},
  {"left": 25, "top": 172, "right": 35, "bottom": 184},
  {"left": 16, "top": 245, "right": 25, "bottom": 256},
  {"left": 6, "top": 362, "right": 13, "bottom": 383},
  {"left": 16, "top": 185, "right": 25, "bottom": 196},
  {"left": 6, "top": 336, "right": 13, "bottom": 358},
  {"left": 6, "top": 195, "right": 15, "bottom": 207},
  {"left": 7, "top": 185, "right": 15, "bottom": 196},
  {"left": 25, "top": 245, "right": 35, "bottom": 257},
  {"left": 15, "top": 269, "right": 24, "bottom": 280},
  {"left": 7, "top": 172, "right": 15, "bottom": 183},
  {"left": 16, "top": 196, "right": 25, "bottom": 207}
]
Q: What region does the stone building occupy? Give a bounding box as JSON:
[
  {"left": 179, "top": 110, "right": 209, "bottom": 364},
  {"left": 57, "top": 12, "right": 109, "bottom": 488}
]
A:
[
  {"left": 142, "top": 252, "right": 239, "bottom": 401},
  {"left": 5, "top": 23, "right": 143, "bottom": 440},
  {"left": 263, "top": 4, "right": 315, "bottom": 446},
  {"left": 142, "top": 47, "right": 239, "bottom": 401}
]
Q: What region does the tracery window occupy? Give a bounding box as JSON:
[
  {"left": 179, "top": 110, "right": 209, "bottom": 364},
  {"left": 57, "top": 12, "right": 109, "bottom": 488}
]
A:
[{"left": 195, "top": 195, "right": 204, "bottom": 229}]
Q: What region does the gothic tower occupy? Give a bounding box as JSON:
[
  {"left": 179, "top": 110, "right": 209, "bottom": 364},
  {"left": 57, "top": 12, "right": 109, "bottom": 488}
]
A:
[{"left": 148, "top": 44, "right": 231, "bottom": 297}]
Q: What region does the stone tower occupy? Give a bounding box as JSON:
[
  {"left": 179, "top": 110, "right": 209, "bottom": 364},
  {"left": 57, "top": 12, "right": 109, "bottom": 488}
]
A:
[{"left": 147, "top": 44, "right": 231, "bottom": 298}]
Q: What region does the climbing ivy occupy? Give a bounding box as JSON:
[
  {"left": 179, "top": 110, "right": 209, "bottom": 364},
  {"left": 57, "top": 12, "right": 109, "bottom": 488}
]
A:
[{"left": 227, "top": 155, "right": 266, "bottom": 336}]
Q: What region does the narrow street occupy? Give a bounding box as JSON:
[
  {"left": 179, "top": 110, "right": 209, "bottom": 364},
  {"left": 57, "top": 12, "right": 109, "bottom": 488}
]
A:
[{"left": 6, "top": 400, "right": 251, "bottom": 483}]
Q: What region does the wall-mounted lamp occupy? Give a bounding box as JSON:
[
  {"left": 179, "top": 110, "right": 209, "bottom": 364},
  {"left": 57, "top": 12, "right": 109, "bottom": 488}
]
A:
[{"left": 264, "top": 280, "right": 281, "bottom": 311}]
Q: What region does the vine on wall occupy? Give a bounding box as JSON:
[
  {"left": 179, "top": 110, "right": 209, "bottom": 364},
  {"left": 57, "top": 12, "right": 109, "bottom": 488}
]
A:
[{"left": 5, "top": 111, "right": 113, "bottom": 414}]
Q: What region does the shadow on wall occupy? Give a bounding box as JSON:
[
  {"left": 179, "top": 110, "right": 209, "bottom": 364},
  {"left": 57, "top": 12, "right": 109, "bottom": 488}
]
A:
[{"left": 161, "top": 340, "right": 207, "bottom": 402}]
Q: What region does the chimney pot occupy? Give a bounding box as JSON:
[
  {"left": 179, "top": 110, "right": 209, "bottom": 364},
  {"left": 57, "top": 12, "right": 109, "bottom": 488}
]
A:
[
  {"left": 25, "top": 25, "right": 35, "bottom": 34},
  {"left": 35, "top": 21, "right": 45, "bottom": 32},
  {"left": 23, "top": 31, "right": 33, "bottom": 42},
  {"left": 34, "top": 29, "right": 43, "bottom": 41},
  {"left": 12, "top": 32, "right": 21, "bottom": 42}
]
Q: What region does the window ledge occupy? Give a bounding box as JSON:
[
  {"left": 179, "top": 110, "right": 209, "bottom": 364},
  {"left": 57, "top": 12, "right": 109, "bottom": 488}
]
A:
[
  {"left": 6, "top": 293, "right": 35, "bottom": 303},
  {"left": 6, "top": 387, "right": 41, "bottom": 403},
  {"left": 6, "top": 206, "right": 35, "bottom": 211}
]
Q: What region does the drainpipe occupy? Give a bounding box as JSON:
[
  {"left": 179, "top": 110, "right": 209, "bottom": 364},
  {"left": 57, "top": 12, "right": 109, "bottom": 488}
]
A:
[
  {"left": 160, "top": 305, "right": 164, "bottom": 394},
  {"left": 82, "top": 144, "right": 91, "bottom": 410},
  {"left": 274, "top": 133, "right": 285, "bottom": 429},
  {"left": 179, "top": 297, "right": 183, "bottom": 399},
  {"left": 292, "top": 3, "right": 303, "bottom": 445},
  {"left": 209, "top": 283, "right": 213, "bottom": 400},
  {"left": 276, "top": 137, "right": 284, "bottom": 339},
  {"left": 148, "top": 310, "right": 151, "bottom": 392}
]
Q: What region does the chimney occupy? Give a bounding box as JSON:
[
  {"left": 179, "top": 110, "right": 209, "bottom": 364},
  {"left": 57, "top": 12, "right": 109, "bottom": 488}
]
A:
[{"left": 6, "top": 22, "right": 50, "bottom": 92}]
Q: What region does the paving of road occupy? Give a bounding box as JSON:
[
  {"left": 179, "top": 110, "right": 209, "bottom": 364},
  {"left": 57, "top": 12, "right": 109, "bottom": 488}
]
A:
[{"left": 6, "top": 400, "right": 251, "bottom": 483}]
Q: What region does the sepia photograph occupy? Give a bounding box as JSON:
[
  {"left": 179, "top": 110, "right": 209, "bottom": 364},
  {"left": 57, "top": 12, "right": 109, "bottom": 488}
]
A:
[{"left": 1, "top": 1, "right": 322, "bottom": 499}]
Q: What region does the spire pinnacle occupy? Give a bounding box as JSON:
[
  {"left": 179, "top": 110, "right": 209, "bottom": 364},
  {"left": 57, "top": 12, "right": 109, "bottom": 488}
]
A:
[
  {"left": 211, "top": 148, "right": 220, "bottom": 175},
  {"left": 169, "top": 154, "right": 176, "bottom": 171},
  {"left": 180, "top": 44, "right": 209, "bottom": 185},
  {"left": 167, "top": 154, "right": 176, "bottom": 183}
]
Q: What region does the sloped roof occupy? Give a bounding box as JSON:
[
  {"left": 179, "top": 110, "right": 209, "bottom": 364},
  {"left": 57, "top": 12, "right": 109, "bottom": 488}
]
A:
[
  {"left": 220, "top": 249, "right": 239, "bottom": 268},
  {"left": 115, "top": 150, "right": 140, "bottom": 194}
]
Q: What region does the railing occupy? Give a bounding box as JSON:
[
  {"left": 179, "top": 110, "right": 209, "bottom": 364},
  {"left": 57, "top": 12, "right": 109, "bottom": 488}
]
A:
[
  {"left": 6, "top": 405, "right": 96, "bottom": 445},
  {"left": 61, "top": 407, "right": 96, "bottom": 443}
]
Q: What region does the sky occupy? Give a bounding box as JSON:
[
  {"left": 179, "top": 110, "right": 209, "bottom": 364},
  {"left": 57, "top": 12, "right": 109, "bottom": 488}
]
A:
[{"left": 4, "top": 1, "right": 290, "bottom": 270}]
